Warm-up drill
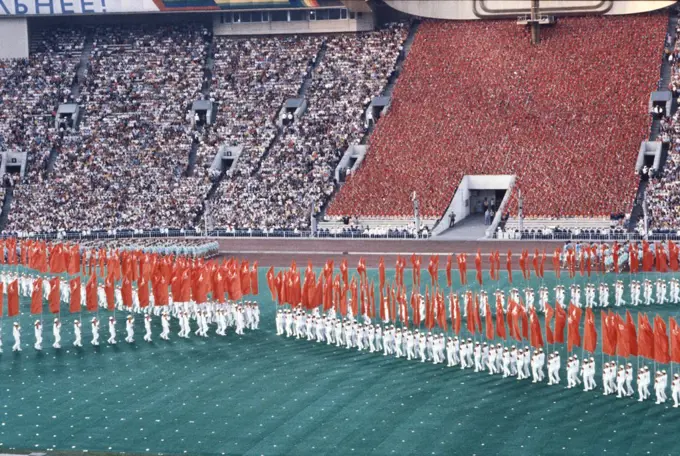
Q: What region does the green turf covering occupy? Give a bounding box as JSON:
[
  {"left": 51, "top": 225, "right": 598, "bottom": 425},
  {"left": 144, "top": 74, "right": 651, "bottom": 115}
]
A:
[{"left": 0, "top": 266, "right": 679, "bottom": 456}]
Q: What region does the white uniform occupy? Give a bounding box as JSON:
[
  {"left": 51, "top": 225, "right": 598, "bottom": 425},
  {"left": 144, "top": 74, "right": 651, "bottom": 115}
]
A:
[
  {"left": 275, "top": 311, "right": 284, "bottom": 336},
  {"left": 625, "top": 365, "right": 634, "bottom": 396},
  {"left": 91, "top": 318, "right": 100, "bottom": 346},
  {"left": 473, "top": 343, "right": 483, "bottom": 372},
  {"left": 549, "top": 353, "right": 560, "bottom": 385},
  {"left": 555, "top": 286, "right": 565, "bottom": 308},
  {"left": 616, "top": 367, "right": 626, "bottom": 398},
  {"left": 671, "top": 279, "right": 680, "bottom": 304},
  {"left": 516, "top": 350, "right": 525, "bottom": 379},
  {"left": 615, "top": 281, "right": 625, "bottom": 307},
  {"left": 144, "top": 315, "right": 152, "bottom": 342},
  {"left": 657, "top": 279, "right": 668, "bottom": 305},
  {"left": 74, "top": 321, "right": 83, "bottom": 347},
  {"left": 672, "top": 375, "right": 680, "bottom": 407},
  {"left": 488, "top": 346, "right": 497, "bottom": 374},
  {"left": 599, "top": 284, "right": 609, "bottom": 307},
  {"left": 34, "top": 322, "right": 43, "bottom": 351},
  {"left": 252, "top": 304, "right": 260, "bottom": 330},
  {"left": 53, "top": 319, "right": 62, "bottom": 349},
  {"left": 446, "top": 338, "right": 455, "bottom": 366},
  {"left": 501, "top": 349, "right": 511, "bottom": 377},
  {"left": 161, "top": 313, "right": 171, "bottom": 340},
  {"left": 125, "top": 316, "right": 135, "bottom": 344},
  {"left": 655, "top": 372, "right": 667, "bottom": 405},
  {"left": 643, "top": 280, "right": 653, "bottom": 306},
  {"left": 108, "top": 318, "right": 117, "bottom": 344},
  {"left": 538, "top": 287, "right": 548, "bottom": 312},
  {"left": 12, "top": 324, "right": 21, "bottom": 352}
]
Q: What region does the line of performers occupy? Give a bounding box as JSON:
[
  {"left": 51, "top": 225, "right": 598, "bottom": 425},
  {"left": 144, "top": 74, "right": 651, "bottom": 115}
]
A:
[
  {"left": 0, "top": 272, "right": 260, "bottom": 353},
  {"left": 466, "top": 278, "right": 680, "bottom": 317},
  {"left": 276, "top": 306, "right": 680, "bottom": 408}
]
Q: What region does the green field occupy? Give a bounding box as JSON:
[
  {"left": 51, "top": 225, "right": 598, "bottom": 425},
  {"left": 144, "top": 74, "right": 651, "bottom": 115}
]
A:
[{"left": 0, "top": 267, "right": 679, "bottom": 456}]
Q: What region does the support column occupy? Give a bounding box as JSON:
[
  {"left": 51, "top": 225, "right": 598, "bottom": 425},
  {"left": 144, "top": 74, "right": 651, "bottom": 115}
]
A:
[
  {"left": 530, "top": 0, "right": 541, "bottom": 45},
  {"left": 0, "top": 18, "right": 28, "bottom": 59}
]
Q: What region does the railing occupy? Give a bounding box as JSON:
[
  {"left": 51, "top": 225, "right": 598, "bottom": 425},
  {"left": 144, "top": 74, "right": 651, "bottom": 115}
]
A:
[
  {"left": 495, "top": 230, "right": 680, "bottom": 241},
  {"left": 2, "top": 228, "right": 429, "bottom": 241}
]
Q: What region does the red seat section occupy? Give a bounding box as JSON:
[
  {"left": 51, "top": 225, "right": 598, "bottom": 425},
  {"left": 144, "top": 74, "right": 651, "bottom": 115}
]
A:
[{"left": 328, "top": 16, "right": 666, "bottom": 219}]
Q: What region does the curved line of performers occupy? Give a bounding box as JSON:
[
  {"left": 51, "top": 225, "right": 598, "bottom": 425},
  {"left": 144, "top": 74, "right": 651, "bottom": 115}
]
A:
[{"left": 277, "top": 305, "right": 680, "bottom": 407}]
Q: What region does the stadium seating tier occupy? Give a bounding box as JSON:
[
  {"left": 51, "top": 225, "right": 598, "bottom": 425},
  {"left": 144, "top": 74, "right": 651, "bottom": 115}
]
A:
[{"left": 328, "top": 16, "right": 666, "bottom": 219}]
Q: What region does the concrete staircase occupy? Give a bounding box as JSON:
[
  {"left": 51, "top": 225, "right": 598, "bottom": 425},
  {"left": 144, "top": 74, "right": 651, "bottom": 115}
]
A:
[
  {"left": 0, "top": 187, "right": 15, "bottom": 232},
  {"left": 249, "top": 39, "right": 327, "bottom": 178},
  {"left": 186, "top": 131, "right": 201, "bottom": 177},
  {"left": 360, "top": 20, "right": 418, "bottom": 146},
  {"left": 45, "top": 146, "right": 59, "bottom": 174},
  {"left": 70, "top": 31, "right": 94, "bottom": 101},
  {"left": 186, "top": 35, "right": 215, "bottom": 178}
]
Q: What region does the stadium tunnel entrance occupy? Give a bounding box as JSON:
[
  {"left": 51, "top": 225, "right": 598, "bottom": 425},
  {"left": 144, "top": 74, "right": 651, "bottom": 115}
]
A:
[{"left": 432, "top": 175, "right": 515, "bottom": 239}]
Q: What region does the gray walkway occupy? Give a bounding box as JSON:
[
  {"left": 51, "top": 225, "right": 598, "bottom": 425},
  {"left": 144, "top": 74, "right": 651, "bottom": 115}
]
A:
[{"left": 435, "top": 214, "right": 489, "bottom": 240}]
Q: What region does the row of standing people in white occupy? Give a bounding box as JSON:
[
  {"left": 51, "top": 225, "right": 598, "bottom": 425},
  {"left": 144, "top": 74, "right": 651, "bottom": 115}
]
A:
[
  {"left": 2, "top": 303, "right": 259, "bottom": 353},
  {"left": 441, "top": 278, "right": 679, "bottom": 321},
  {"left": 0, "top": 272, "right": 260, "bottom": 350},
  {"left": 278, "top": 307, "right": 680, "bottom": 407}
]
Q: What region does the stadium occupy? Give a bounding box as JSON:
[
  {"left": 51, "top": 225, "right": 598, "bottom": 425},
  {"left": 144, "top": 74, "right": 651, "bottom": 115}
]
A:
[{"left": 1, "top": 0, "right": 680, "bottom": 455}]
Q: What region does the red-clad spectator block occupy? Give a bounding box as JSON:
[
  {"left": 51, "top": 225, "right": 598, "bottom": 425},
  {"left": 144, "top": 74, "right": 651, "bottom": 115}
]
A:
[{"left": 328, "top": 16, "right": 666, "bottom": 219}]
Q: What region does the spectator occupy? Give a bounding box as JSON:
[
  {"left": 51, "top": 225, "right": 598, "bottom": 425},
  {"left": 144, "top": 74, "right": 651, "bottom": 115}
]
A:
[{"left": 328, "top": 16, "right": 665, "bottom": 221}]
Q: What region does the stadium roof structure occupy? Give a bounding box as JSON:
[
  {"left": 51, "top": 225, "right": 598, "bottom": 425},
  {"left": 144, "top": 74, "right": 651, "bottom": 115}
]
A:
[{"left": 383, "top": 0, "right": 676, "bottom": 20}]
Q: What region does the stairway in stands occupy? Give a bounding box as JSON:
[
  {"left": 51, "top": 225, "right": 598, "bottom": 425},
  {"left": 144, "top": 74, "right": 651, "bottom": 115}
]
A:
[
  {"left": 361, "top": 20, "right": 418, "bottom": 145},
  {"left": 249, "top": 38, "right": 327, "bottom": 178},
  {"left": 47, "top": 31, "right": 93, "bottom": 174},
  {"left": 185, "top": 33, "right": 215, "bottom": 177},
  {"left": 0, "top": 188, "right": 14, "bottom": 231},
  {"left": 628, "top": 6, "right": 678, "bottom": 233},
  {"left": 192, "top": 38, "right": 329, "bottom": 228},
  {"left": 71, "top": 30, "right": 94, "bottom": 101}
]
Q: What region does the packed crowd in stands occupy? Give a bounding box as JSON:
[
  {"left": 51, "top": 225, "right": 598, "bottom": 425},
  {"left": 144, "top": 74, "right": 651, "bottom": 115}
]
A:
[
  {"left": 5, "top": 18, "right": 668, "bottom": 236},
  {"left": 328, "top": 16, "right": 665, "bottom": 220},
  {"left": 3, "top": 23, "right": 407, "bottom": 234},
  {"left": 210, "top": 23, "right": 407, "bottom": 230},
  {"left": 197, "top": 36, "right": 322, "bottom": 181},
  {"left": 0, "top": 28, "right": 85, "bottom": 183},
  {"left": 645, "top": 17, "right": 680, "bottom": 233},
  {"left": 7, "top": 25, "right": 211, "bottom": 233}
]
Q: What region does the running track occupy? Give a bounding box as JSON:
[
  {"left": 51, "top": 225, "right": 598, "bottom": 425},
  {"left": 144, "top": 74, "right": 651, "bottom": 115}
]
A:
[{"left": 214, "top": 238, "right": 565, "bottom": 268}]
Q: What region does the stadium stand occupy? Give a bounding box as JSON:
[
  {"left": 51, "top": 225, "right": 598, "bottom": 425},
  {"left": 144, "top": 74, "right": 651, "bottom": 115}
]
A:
[
  {"left": 4, "top": 24, "right": 407, "bottom": 235},
  {"left": 7, "top": 25, "right": 211, "bottom": 233},
  {"left": 0, "top": 28, "right": 85, "bottom": 181},
  {"left": 208, "top": 24, "right": 407, "bottom": 231},
  {"left": 327, "top": 16, "right": 666, "bottom": 224},
  {"left": 644, "top": 17, "right": 680, "bottom": 232},
  {"left": 197, "top": 35, "right": 322, "bottom": 180}
]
